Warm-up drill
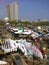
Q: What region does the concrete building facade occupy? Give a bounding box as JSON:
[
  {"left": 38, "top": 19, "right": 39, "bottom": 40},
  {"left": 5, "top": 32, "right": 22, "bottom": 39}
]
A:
[{"left": 6, "top": 2, "right": 18, "bottom": 21}]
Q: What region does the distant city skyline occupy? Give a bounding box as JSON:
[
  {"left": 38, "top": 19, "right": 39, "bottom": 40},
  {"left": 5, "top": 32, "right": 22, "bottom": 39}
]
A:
[
  {"left": 0, "top": 0, "right": 49, "bottom": 21},
  {"left": 6, "top": 2, "right": 18, "bottom": 20}
]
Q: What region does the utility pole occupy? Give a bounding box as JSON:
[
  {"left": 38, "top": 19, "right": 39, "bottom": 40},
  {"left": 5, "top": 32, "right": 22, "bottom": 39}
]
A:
[{"left": 0, "top": 8, "right": 2, "bottom": 20}]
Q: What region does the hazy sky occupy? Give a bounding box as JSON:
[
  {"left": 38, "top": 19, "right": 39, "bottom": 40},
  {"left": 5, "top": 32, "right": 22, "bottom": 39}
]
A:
[{"left": 0, "top": 0, "right": 49, "bottom": 21}]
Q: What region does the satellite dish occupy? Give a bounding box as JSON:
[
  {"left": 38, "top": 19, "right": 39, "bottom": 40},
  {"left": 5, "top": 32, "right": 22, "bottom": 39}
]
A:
[
  {"left": 4, "top": 17, "right": 9, "bottom": 22},
  {"left": 37, "top": 26, "right": 41, "bottom": 30}
]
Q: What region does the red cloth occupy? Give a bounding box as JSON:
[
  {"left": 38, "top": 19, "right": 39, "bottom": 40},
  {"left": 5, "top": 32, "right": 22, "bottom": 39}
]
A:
[{"left": 40, "top": 49, "right": 45, "bottom": 59}]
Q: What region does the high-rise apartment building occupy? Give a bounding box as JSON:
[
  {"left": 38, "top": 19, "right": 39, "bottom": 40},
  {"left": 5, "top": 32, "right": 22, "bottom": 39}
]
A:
[{"left": 6, "top": 1, "right": 18, "bottom": 20}]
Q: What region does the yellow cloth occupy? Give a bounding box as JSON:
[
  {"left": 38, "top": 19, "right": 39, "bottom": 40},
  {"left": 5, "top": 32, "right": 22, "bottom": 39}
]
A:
[{"left": 0, "top": 39, "right": 2, "bottom": 44}]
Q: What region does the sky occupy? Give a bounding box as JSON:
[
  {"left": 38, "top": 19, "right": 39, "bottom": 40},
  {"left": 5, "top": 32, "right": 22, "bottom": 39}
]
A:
[{"left": 0, "top": 0, "right": 49, "bottom": 21}]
